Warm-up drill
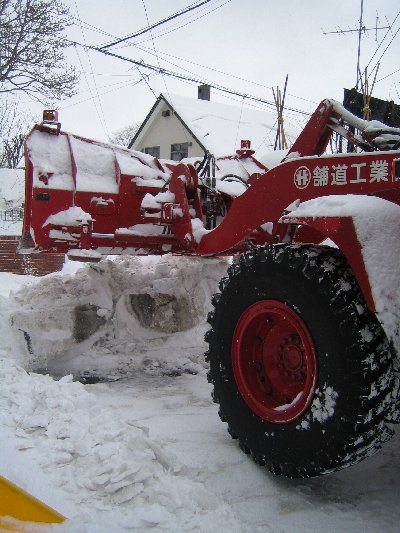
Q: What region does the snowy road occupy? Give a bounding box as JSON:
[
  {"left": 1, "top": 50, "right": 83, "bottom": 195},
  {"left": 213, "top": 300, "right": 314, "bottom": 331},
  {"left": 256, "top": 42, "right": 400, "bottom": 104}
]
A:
[
  {"left": 90, "top": 371, "right": 400, "bottom": 533},
  {"left": 1, "top": 257, "right": 400, "bottom": 532}
]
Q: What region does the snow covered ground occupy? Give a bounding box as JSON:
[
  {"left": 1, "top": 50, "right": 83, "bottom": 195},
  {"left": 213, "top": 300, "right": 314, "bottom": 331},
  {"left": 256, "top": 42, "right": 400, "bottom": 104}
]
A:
[{"left": 1, "top": 255, "right": 400, "bottom": 532}]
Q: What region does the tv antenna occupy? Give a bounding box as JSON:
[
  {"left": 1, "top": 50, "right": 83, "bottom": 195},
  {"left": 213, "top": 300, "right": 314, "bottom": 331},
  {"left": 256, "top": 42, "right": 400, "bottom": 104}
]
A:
[{"left": 322, "top": 0, "right": 391, "bottom": 89}]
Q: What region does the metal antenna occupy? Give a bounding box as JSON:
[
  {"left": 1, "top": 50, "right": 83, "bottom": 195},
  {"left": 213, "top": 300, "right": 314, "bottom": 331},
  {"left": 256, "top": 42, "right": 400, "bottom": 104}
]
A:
[
  {"left": 356, "top": 0, "right": 364, "bottom": 90},
  {"left": 322, "top": 1, "right": 390, "bottom": 89}
]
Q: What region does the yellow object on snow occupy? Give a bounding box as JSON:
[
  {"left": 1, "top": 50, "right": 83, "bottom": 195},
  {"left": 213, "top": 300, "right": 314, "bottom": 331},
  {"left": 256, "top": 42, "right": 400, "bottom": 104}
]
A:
[{"left": 0, "top": 475, "right": 65, "bottom": 530}]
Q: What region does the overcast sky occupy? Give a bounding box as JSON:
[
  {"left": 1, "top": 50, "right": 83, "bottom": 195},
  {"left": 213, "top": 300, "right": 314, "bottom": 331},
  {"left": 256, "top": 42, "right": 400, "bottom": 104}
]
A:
[{"left": 21, "top": 0, "right": 400, "bottom": 142}]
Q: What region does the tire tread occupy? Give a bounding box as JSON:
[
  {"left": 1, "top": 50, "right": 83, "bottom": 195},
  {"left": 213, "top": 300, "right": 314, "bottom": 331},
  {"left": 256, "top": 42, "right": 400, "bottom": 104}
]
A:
[{"left": 205, "top": 244, "right": 399, "bottom": 478}]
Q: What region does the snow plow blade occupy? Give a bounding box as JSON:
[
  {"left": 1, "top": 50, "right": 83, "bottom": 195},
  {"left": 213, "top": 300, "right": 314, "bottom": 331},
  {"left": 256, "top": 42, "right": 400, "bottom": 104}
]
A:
[{"left": 0, "top": 475, "right": 65, "bottom": 530}]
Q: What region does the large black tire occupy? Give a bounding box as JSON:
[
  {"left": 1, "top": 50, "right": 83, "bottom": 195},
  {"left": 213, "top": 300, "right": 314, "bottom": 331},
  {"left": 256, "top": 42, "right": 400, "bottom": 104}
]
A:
[{"left": 205, "top": 245, "right": 399, "bottom": 478}]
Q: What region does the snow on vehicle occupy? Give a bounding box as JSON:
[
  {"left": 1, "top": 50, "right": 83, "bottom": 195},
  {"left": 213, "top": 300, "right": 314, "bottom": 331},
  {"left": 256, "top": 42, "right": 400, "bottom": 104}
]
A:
[{"left": 19, "top": 100, "right": 400, "bottom": 478}]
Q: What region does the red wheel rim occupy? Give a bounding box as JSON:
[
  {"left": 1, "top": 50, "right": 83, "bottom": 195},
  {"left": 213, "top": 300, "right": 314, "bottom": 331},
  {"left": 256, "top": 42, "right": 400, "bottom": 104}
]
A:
[{"left": 232, "top": 300, "right": 317, "bottom": 423}]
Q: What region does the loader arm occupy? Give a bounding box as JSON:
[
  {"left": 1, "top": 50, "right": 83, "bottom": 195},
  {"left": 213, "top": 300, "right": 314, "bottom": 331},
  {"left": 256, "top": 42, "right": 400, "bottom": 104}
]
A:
[{"left": 197, "top": 149, "right": 400, "bottom": 255}]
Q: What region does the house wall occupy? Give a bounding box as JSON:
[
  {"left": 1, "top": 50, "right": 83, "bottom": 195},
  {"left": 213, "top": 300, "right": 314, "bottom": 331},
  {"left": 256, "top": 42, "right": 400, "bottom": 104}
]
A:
[{"left": 133, "top": 101, "right": 204, "bottom": 160}]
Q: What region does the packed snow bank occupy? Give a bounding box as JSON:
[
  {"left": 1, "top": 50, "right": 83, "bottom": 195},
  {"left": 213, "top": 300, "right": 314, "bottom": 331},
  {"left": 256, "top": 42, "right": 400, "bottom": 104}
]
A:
[
  {"left": 0, "top": 357, "right": 249, "bottom": 532},
  {"left": 10, "top": 255, "right": 230, "bottom": 380},
  {"left": 0, "top": 255, "right": 253, "bottom": 532}
]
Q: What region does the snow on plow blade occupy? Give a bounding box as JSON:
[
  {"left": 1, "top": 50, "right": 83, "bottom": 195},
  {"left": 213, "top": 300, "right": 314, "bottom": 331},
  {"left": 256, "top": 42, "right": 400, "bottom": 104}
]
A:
[
  {"left": 20, "top": 123, "right": 194, "bottom": 258},
  {"left": 21, "top": 126, "right": 177, "bottom": 260},
  {"left": 0, "top": 475, "right": 65, "bottom": 529}
]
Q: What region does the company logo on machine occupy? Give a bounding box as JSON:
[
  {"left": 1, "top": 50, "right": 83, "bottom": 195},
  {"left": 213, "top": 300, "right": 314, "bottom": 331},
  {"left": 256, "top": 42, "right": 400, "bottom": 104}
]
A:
[
  {"left": 293, "top": 159, "right": 390, "bottom": 189},
  {"left": 294, "top": 166, "right": 311, "bottom": 189}
]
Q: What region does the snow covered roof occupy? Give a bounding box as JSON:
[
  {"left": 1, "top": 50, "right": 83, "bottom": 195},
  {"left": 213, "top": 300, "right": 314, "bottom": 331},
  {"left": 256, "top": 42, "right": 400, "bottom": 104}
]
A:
[{"left": 130, "top": 93, "right": 298, "bottom": 157}]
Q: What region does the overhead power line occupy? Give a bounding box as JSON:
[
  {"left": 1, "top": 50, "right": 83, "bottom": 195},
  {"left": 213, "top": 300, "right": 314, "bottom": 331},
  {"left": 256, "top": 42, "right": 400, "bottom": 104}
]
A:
[
  {"left": 378, "top": 66, "right": 400, "bottom": 83},
  {"left": 121, "top": 0, "right": 232, "bottom": 47},
  {"left": 70, "top": 6, "right": 277, "bottom": 100},
  {"left": 69, "top": 18, "right": 315, "bottom": 112},
  {"left": 61, "top": 75, "right": 148, "bottom": 109},
  {"left": 126, "top": 42, "right": 274, "bottom": 93},
  {"left": 100, "top": 0, "right": 213, "bottom": 50},
  {"left": 141, "top": 0, "right": 170, "bottom": 100},
  {"left": 68, "top": 40, "right": 312, "bottom": 117},
  {"left": 365, "top": 10, "right": 400, "bottom": 72},
  {"left": 73, "top": 1, "right": 109, "bottom": 137},
  {"left": 368, "top": 23, "right": 400, "bottom": 80}
]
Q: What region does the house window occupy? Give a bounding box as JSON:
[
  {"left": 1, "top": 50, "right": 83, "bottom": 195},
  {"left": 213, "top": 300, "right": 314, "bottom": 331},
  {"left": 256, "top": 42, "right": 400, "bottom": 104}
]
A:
[
  {"left": 171, "top": 142, "right": 189, "bottom": 161},
  {"left": 143, "top": 146, "right": 160, "bottom": 158}
]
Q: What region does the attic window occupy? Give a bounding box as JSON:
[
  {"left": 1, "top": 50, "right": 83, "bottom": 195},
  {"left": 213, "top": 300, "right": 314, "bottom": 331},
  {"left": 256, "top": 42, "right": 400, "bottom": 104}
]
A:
[
  {"left": 171, "top": 142, "right": 189, "bottom": 161},
  {"left": 143, "top": 146, "right": 160, "bottom": 158},
  {"left": 162, "top": 110, "right": 170, "bottom": 117}
]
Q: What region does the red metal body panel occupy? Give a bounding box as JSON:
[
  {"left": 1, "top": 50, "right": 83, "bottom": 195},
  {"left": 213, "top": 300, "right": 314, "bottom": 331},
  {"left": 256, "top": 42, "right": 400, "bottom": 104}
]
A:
[{"left": 285, "top": 100, "right": 339, "bottom": 157}]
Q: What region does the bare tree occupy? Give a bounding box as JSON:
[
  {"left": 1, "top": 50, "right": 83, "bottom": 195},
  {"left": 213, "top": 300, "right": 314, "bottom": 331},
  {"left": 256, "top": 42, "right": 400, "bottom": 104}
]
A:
[
  {"left": 0, "top": 132, "right": 24, "bottom": 167},
  {"left": 0, "top": 0, "right": 78, "bottom": 102},
  {"left": 108, "top": 123, "right": 140, "bottom": 147},
  {"left": 0, "top": 100, "right": 31, "bottom": 167}
]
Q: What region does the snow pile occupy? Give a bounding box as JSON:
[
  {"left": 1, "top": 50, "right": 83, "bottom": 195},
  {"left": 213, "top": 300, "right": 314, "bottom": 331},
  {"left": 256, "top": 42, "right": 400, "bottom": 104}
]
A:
[
  {"left": 0, "top": 358, "right": 248, "bottom": 532},
  {"left": 44, "top": 206, "right": 94, "bottom": 227},
  {"left": 11, "top": 255, "right": 229, "bottom": 380},
  {"left": 141, "top": 191, "right": 175, "bottom": 210},
  {"left": 116, "top": 151, "right": 170, "bottom": 181},
  {"left": 0, "top": 256, "right": 255, "bottom": 532},
  {"left": 116, "top": 224, "right": 166, "bottom": 237},
  {"left": 256, "top": 148, "right": 289, "bottom": 169},
  {"left": 215, "top": 178, "right": 248, "bottom": 197}
]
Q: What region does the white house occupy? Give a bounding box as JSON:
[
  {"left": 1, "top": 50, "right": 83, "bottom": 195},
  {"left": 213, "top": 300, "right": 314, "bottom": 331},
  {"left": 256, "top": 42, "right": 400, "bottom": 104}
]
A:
[{"left": 129, "top": 87, "right": 297, "bottom": 161}]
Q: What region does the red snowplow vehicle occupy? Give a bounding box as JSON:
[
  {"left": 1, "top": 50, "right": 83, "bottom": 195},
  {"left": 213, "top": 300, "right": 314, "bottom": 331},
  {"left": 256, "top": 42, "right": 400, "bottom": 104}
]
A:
[{"left": 20, "top": 100, "right": 400, "bottom": 478}]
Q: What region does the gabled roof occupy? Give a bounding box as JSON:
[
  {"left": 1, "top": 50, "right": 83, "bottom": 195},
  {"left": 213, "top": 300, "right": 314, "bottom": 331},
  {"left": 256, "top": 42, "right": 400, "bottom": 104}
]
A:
[{"left": 130, "top": 93, "right": 297, "bottom": 157}]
